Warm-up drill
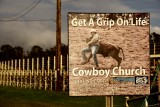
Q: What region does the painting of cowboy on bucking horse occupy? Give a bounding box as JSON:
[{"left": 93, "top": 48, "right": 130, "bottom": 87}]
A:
[{"left": 69, "top": 12, "right": 150, "bottom": 96}]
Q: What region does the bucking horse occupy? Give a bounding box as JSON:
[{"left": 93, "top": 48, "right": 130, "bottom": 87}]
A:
[{"left": 88, "top": 42, "right": 125, "bottom": 67}]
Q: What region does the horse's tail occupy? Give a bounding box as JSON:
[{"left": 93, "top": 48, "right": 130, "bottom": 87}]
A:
[{"left": 118, "top": 47, "right": 125, "bottom": 60}]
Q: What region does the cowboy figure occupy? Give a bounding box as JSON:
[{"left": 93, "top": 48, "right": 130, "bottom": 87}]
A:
[{"left": 81, "top": 29, "right": 100, "bottom": 68}]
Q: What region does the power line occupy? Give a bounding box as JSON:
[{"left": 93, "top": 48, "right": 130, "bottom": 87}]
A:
[
  {"left": 18, "top": 19, "right": 56, "bottom": 21},
  {"left": 6, "top": 19, "right": 56, "bottom": 22},
  {"left": 0, "top": 0, "right": 42, "bottom": 22},
  {"left": 0, "top": 0, "right": 78, "bottom": 22},
  {"left": 0, "top": 0, "right": 40, "bottom": 19},
  {"left": 63, "top": 0, "right": 78, "bottom": 3}
]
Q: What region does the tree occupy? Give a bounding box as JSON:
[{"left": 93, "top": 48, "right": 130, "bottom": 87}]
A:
[
  {"left": 61, "top": 44, "right": 68, "bottom": 55},
  {"left": 29, "top": 45, "right": 44, "bottom": 58},
  {"left": 152, "top": 32, "right": 160, "bottom": 43},
  {"left": 0, "top": 44, "right": 16, "bottom": 60},
  {"left": 14, "top": 46, "right": 24, "bottom": 59}
]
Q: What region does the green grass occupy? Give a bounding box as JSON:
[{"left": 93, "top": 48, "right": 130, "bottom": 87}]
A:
[
  {"left": 0, "top": 86, "right": 105, "bottom": 107},
  {"left": 1, "top": 86, "right": 146, "bottom": 107}
]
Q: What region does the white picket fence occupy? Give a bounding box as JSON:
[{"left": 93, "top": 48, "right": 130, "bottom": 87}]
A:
[{"left": 0, "top": 55, "right": 69, "bottom": 91}]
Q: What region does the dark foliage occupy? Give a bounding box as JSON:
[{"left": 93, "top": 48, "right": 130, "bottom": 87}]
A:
[
  {"left": 150, "top": 32, "right": 160, "bottom": 43},
  {"left": 0, "top": 44, "right": 68, "bottom": 61}
]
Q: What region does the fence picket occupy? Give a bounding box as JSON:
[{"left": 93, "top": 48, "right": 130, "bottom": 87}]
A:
[
  {"left": 10, "top": 60, "right": 13, "bottom": 86},
  {"left": 29, "top": 70, "right": 31, "bottom": 89},
  {"left": 22, "top": 59, "right": 24, "bottom": 88},
  {"left": 0, "top": 55, "right": 68, "bottom": 92},
  {"left": 50, "top": 70, "right": 53, "bottom": 91},
  {"left": 4, "top": 61, "right": 6, "bottom": 86},
  {"left": 45, "top": 70, "right": 47, "bottom": 91},
  {"left": 7, "top": 61, "right": 9, "bottom": 86}
]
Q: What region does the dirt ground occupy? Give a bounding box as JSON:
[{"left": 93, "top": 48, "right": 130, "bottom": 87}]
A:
[{"left": 69, "top": 24, "right": 150, "bottom": 96}]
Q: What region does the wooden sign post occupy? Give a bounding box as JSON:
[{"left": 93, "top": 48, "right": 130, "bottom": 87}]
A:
[{"left": 106, "top": 96, "right": 113, "bottom": 107}]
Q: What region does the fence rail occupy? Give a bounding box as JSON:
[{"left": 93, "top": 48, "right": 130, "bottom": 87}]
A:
[{"left": 0, "top": 55, "right": 69, "bottom": 91}]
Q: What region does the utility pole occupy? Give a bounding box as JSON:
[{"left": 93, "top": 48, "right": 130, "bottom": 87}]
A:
[{"left": 56, "top": 0, "right": 62, "bottom": 91}]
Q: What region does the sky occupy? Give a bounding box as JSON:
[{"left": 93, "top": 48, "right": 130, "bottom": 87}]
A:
[{"left": 0, "top": 0, "right": 160, "bottom": 51}]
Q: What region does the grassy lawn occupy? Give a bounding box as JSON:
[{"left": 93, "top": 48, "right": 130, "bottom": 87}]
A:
[
  {"left": 1, "top": 86, "right": 149, "bottom": 107},
  {"left": 0, "top": 86, "right": 105, "bottom": 107}
]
